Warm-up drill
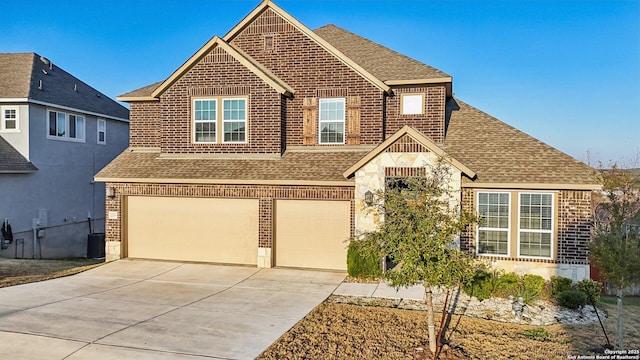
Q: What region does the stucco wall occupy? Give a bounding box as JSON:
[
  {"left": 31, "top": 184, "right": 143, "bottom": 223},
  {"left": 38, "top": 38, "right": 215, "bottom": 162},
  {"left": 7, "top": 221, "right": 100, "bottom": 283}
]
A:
[
  {"left": 0, "top": 103, "right": 128, "bottom": 259},
  {"left": 0, "top": 103, "right": 30, "bottom": 159}
]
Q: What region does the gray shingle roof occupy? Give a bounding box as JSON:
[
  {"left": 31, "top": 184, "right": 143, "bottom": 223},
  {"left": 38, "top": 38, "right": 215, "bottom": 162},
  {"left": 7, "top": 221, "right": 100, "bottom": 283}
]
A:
[
  {"left": 95, "top": 148, "right": 370, "bottom": 184},
  {"left": 0, "top": 136, "right": 37, "bottom": 173},
  {"left": 0, "top": 53, "right": 129, "bottom": 120},
  {"left": 444, "top": 98, "right": 597, "bottom": 186},
  {"left": 313, "top": 24, "right": 450, "bottom": 82},
  {"left": 118, "top": 81, "right": 163, "bottom": 99}
]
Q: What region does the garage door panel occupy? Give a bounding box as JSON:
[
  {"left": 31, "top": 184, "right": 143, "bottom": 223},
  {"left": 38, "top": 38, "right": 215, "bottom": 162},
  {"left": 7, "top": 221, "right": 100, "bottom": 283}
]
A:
[
  {"left": 127, "top": 197, "right": 258, "bottom": 265},
  {"left": 275, "top": 200, "right": 350, "bottom": 270}
]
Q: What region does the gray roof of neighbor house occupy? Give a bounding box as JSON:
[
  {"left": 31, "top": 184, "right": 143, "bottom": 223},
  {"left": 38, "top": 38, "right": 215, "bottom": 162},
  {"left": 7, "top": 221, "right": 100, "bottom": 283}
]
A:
[
  {"left": 444, "top": 98, "right": 597, "bottom": 187},
  {"left": 0, "top": 53, "right": 129, "bottom": 120},
  {"left": 0, "top": 136, "right": 37, "bottom": 173},
  {"left": 313, "top": 24, "right": 450, "bottom": 82}
]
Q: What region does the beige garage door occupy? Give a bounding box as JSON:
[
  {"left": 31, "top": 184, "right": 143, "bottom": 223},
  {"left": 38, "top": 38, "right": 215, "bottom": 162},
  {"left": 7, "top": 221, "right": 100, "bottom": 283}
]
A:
[
  {"left": 126, "top": 196, "right": 258, "bottom": 265},
  {"left": 275, "top": 200, "right": 350, "bottom": 270}
]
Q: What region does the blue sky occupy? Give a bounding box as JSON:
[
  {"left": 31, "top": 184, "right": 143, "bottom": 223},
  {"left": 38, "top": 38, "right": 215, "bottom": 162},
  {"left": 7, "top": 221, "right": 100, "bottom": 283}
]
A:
[{"left": 2, "top": 0, "right": 638, "bottom": 164}]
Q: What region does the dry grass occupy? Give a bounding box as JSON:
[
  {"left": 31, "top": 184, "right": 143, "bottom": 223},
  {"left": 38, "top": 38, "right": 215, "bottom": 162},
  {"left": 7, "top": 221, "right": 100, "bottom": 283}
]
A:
[
  {"left": 0, "top": 258, "right": 103, "bottom": 288},
  {"left": 259, "top": 299, "right": 640, "bottom": 360}
]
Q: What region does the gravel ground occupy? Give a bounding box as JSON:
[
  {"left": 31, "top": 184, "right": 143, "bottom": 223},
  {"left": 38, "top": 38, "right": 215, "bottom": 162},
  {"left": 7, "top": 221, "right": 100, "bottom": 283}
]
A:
[{"left": 259, "top": 293, "right": 640, "bottom": 359}]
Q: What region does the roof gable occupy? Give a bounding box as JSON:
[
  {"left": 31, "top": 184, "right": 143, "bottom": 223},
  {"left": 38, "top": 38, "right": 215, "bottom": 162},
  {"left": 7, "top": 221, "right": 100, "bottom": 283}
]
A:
[
  {"left": 223, "top": 0, "right": 391, "bottom": 93},
  {"left": 0, "top": 53, "right": 128, "bottom": 121},
  {"left": 141, "top": 36, "right": 294, "bottom": 100},
  {"left": 343, "top": 125, "right": 476, "bottom": 179}
]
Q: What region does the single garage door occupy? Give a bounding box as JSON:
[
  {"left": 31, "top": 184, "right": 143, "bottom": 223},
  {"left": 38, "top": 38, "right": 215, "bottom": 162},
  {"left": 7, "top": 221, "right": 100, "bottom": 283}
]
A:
[
  {"left": 275, "top": 200, "right": 350, "bottom": 270},
  {"left": 126, "top": 196, "right": 258, "bottom": 265}
]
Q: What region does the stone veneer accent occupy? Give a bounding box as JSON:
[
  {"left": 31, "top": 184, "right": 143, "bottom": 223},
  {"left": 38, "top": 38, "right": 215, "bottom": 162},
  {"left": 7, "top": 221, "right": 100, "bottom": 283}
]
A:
[
  {"left": 105, "top": 182, "right": 354, "bottom": 263},
  {"left": 354, "top": 150, "right": 462, "bottom": 233}
]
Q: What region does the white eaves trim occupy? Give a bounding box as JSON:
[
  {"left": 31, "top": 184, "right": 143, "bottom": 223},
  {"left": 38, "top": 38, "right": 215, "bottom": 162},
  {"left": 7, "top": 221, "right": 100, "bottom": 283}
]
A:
[{"left": 0, "top": 98, "right": 129, "bottom": 123}]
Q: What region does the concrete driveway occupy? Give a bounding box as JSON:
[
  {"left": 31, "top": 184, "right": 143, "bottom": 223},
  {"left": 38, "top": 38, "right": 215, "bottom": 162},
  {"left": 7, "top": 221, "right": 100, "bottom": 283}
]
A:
[{"left": 0, "top": 260, "right": 345, "bottom": 359}]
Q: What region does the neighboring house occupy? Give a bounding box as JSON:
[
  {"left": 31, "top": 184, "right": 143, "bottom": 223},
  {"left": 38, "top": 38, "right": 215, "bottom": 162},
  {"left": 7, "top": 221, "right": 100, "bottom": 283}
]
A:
[
  {"left": 0, "top": 53, "right": 129, "bottom": 258},
  {"left": 96, "top": 1, "right": 599, "bottom": 280}
]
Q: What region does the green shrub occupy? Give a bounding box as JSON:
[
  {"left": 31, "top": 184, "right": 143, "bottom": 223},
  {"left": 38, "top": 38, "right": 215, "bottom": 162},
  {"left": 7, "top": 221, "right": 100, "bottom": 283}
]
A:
[
  {"left": 347, "top": 241, "right": 382, "bottom": 279},
  {"left": 462, "top": 270, "right": 493, "bottom": 300},
  {"left": 576, "top": 279, "right": 601, "bottom": 303},
  {"left": 557, "top": 290, "right": 587, "bottom": 309},
  {"left": 496, "top": 272, "right": 521, "bottom": 296},
  {"left": 522, "top": 274, "right": 545, "bottom": 296},
  {"left": 516, "top": 274, "right": 545, "bottom": 303},
  {"left": 550, "top": 276, "right": 573, "bottom": 296}
]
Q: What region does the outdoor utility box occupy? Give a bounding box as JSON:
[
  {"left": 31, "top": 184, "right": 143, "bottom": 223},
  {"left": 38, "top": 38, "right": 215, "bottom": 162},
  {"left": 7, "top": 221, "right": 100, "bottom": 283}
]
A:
[{"left": 87, "top": 233, "right": 105, "bottom": 258}]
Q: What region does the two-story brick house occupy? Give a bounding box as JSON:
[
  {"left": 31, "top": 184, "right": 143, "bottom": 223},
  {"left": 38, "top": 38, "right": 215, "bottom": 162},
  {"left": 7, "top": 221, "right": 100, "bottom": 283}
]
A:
[{"left": 96, "top": 1, "right": 598, "bottom": 280}]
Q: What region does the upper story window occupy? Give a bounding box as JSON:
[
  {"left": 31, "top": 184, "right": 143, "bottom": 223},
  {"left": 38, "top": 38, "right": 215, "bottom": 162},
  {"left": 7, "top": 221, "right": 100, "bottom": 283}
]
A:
[
  {"left": 518, "top": 193, "right": 553, "bottom": 259},
  {"left": 1, "top": 106, "right": 19, "bottom": 132},
  {"left": 97, "top": 119, "right": 106, "bottom": 144},
  {"left": 401, "top": 94, "right": 424, "bottom": 115},
  {"left": 319, "top": 98, "right": 345, "bottom": 144},
  {"left": 48, "top": 110, "right": 85, "bottom": 142},
  {"left": 477, "top": 192, "right": 510, "bottom": 256},
  {"left": 193, "top": 97, "right": 247, "bottom": 144},
  {"left": 222, "top": 98, "right": 246, "bottom": 143}
]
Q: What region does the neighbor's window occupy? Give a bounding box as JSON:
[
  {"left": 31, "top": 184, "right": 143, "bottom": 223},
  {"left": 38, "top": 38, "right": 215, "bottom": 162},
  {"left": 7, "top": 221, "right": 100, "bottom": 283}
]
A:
[
  {"left": 477, "top": 192, "right": 510, "bottom": 256},
  {"left": 1, "top": 107, "right": 19, "bottom": 131},
  {"left": 319, "top": 98, "right": 345, "bottom": 144},
  {"left": 48, "top": 110, "right": 85, "bottom": 141},
  {"left": 193, "top": 99, "right": 217, "bottom": 143},
  {"left": 97, "top": 119, "right": 106, "bottom": 144},
  {"left": 401, "top": 94, "right": 424, "bottom": 115},
  {"left": 222, "top": 98, "right": 246, "bottom": 143},
  {"left": 518, "top": 193, "right": 553, "bottom": 258}
]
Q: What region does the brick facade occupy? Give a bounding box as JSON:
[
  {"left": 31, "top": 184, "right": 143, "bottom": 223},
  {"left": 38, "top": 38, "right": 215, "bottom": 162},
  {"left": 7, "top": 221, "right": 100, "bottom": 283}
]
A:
[
  {"left": 230, "top": 8, "right": 387, "bottom": 146},
  {"left": 159, "top": 47, "right": 284, "bottom": 154},
  {"left": 129, "top": 101, "right": 161, "bottom": 148},
  {"left": 105, "top": 182, "right": 354, "bottom": 250},
  {"left": 385, "top": 86, "right": 446, "bottom": 143},
  {"left": 557, "top": 190, "right": 592, "bottom": 264}
]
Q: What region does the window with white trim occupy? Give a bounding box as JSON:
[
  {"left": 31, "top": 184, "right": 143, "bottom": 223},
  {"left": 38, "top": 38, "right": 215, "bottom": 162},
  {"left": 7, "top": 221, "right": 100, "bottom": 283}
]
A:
[
  {"left": 477, "top": 192, "right": 510, "bottom": 256},
  {"left": 401, "top": 94, "right": 424, "bottom": 115},
  {"left": 1, "top": 106, "right": 19, "bottom": 132},
  {"left": 222, "top": 98, "right": 246, "bottom": 143},
  {"left": 518, "top": 193, "right": 553, "bottom": 258},
  {"left": 193, "top": 99, "right": 217, "bottom": 143},
  {"left": 319, "top": 98, "right": 345, "bottom": 144},
  {"left": 97, "top": 119, "right": 106, "bottom": 144},
  {"left": 193, "top": 97, "right": 247, "bottom": 144},
  {"left": 48, "top": 110, "right": 85, "bottom": 141}
]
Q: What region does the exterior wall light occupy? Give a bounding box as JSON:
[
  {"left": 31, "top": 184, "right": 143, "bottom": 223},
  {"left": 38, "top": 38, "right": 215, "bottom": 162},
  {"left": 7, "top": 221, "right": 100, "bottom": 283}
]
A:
[
  {"left": 364, "top": 190, "right": 374, "bottom": 206},
  {"left": 106, "top": 186, "right": 116, "bottom": 198}
]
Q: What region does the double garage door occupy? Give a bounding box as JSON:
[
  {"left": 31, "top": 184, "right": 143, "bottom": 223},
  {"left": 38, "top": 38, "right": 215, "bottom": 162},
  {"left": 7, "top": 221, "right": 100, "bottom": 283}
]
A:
[{"left": 125, "top": 197, "right": 350, "bottom": 270}]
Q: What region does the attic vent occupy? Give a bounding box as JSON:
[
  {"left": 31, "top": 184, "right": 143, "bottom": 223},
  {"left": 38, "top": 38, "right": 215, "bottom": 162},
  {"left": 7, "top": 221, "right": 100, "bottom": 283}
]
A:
[
  {"left": 264, "top": 35, "right": 276, "bottom": 52},
  {"left": 38, "top": 79, "right": 43, "bottom": 90},
  {"left": 42, "top": 69, "right": 48, "bottom": 75},
  {"left": 74, "top": 84, "right": 77, "bottom": 92}
]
